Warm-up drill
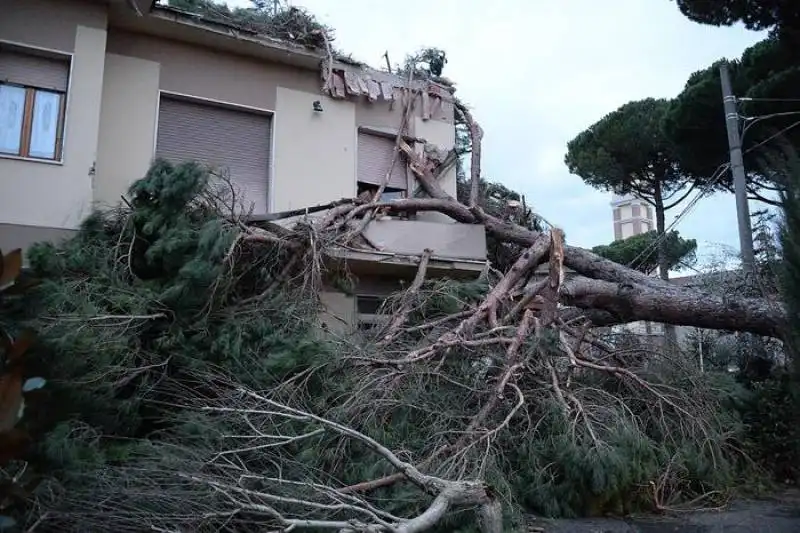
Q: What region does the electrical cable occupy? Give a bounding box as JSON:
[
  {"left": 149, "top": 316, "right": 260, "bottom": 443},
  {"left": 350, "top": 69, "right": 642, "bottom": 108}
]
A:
[
  {"left": 739, "top": 97, "right": 800, "bottom": 104},
  {"left": 623, "top": 105, "right": 800, "bottom": 272},
  {"left": 623, "top": 163, "right": 730, "bottom": 271}
]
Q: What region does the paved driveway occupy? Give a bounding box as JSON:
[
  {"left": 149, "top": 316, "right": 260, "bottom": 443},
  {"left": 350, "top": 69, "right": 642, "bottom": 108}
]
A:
[{"left": 531, "top": 494, "right": 800, "bottom": 533}]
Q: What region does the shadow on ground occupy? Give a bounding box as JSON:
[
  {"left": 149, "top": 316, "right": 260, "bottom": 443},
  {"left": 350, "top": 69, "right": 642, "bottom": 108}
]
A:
[{"left": 531, "top": 491, "right": 800, "bottom": 532}]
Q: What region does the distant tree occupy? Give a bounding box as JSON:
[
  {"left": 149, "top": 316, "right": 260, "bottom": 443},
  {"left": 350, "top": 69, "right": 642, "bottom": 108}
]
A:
[
  {"left": 566, "top": 98, "right": 702, "bottom": 348},
  {"left": 591, "top": 230, "right": 697, "bottom": 275},
  {"left": 663, "top": 36, "right": 800, "bottom": 207},
  {"left": 671, "top": 0, "right": 800, "bottom": 40},
  {"left": 565, "top": 98, "right": 698, "bottom": 283}
]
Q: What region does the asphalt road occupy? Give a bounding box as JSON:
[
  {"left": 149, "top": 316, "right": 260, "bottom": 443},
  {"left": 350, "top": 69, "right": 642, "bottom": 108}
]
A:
[{"left": 530, "top": 493, "right": 800, "bottom": 533}]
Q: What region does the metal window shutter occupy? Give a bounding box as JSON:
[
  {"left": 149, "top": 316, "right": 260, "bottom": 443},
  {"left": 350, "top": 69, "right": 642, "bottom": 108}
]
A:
[
  {"left": 357, "top": 132, "right": 408, "bottom": 189},
  {"left": 0, "top": 50, "right": 69, "bottom": 92},
  {"left": 156, "top": 96, "right": 271, "bottom": 215}
]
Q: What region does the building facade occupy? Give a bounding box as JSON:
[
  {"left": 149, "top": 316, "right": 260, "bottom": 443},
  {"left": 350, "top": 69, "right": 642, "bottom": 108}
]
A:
[
  {"left": 611, "top": 193, "right": 655, "bottom": 241},
  {"left": 609, "top": 193, "right": 662, "bottom": 338},
  {"left": 0, "top": 0, "right": 487, "bottom": 332}
]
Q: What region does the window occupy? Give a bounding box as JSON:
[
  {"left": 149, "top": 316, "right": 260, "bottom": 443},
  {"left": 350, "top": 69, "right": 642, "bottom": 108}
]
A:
[
  {"left": 156, "top": 95, "right": 272, "bottom": 215},
  {"left": 355, "top": 294, "right": 390, "bottom": 331},
  {"left": 356, "top": 181, "right": 406, "bottom": 202},
  {"left": 357, "top": 131, "right": 408, "bottom": 196},
  {"left": 0, "top": 45, "right": 70, "bottom": 161}
]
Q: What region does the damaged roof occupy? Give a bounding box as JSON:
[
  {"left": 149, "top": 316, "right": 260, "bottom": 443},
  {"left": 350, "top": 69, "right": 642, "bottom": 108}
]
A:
[{"left": 142, "top": 0, "right": 455, "bottom": 106}]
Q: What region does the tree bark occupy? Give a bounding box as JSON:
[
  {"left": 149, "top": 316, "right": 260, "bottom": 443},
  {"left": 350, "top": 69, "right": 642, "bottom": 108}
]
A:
[
  {"left": 653, "top": 181, "right": 679, "bottom": 347},
  {"left": 374, "top": 195, "right": 786, "bottom": 339},
  {"left": 287, "top": 125, "right": 789, "bottom": 341},
  {"left": 561, "top": 276, "right": 785, "bottom": 338}
]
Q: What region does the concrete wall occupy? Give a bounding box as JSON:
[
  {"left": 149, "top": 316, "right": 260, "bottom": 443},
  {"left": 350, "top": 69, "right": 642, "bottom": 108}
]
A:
[
  {"left": 1, "top": 2, "right": 459, "bottom": 263},
  {"left": 0, "top": 1, "right": 108, "bottom": 232},
  {"left": 272, "top": 88, "right": 356, "bottom": 212},
  {"left": 414, "top": 116, "right": 457, "bottom": 223},
  {"left": 621, "top": 221, "right": 634, "bottom": 239},
  {"left": 0, "top": 224, "right": 76, "bottom": 260},
  {"left": 319, "top": 290, "right": 355, "bottom": 335},
  {"left": 0, "top": 0, "right": 107, "bottom": 52},
  {"left": 106, "top": 29, "right": 311, "bottom": 112},
  {"left": 97, "top": 28, "right": 460, "bottom": 218},
  {"left": 94, "top": 53, "right": 160, "bottom": 208},
  {"left": 362, "top": 219, "right": 486, "bottom": 261},
  {"left": 101, "top": 29, "right": 455, "bottom": 214}
]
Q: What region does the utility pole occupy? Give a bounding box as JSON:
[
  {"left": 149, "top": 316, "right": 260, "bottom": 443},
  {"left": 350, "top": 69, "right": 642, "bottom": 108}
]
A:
[{"left": 719, "top": 62, "right": 756, "bottom": 274}]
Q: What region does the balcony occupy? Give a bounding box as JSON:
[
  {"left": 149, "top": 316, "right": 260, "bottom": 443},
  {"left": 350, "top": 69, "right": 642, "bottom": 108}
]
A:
[{"left": 328, "top": 217, "right": 487, "bottom": 279}]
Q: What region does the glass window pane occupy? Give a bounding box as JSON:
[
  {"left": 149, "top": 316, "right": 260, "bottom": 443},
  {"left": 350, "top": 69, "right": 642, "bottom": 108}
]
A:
[
  {"left": 0, "top": 85, "right": 26, "bottom": 156},
  {"left": 29, "top": 90, "right": 61, "bottom": 159},
  {"left": 356, "top": 295, "right": 385, "bottom": 314},
  {"left": 382, "top": 189, "right": 406, "bottom": 202}
]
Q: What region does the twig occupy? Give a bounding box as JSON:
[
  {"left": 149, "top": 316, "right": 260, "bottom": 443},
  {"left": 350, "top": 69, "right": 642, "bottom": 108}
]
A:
[
  {"left": 196, "top": 386, "right": 500, "bottom": 531},
  {"left": 378, "top": 249, "right": 433, "bottom": 346}
]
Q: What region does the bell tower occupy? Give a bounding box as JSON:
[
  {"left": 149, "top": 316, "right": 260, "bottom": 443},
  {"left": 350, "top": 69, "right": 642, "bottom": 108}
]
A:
[{"left": 611, "top": 193, "right": 655, "bottom": 241}]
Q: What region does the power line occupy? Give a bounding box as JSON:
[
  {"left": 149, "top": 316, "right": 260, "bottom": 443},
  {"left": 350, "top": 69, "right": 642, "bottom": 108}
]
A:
[
  {"left": 623, "top": 93, "right": 800, "bottom": 277},
  {"left": 743, "top": 118, "right": 800, "bottom": 155},
  {"left": 628, "top": 110, "right": 800, "bottom": 275},
  {"left": 624, "top": 163, "right": 730, "bottom": 270},
  {"left": 739, "top": 97, "right": 800, "bottom": 104}
]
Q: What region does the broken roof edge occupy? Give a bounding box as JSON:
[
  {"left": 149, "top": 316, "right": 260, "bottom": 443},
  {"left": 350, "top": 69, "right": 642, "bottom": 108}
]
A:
[
  {"left": 146, "top": 2, "right": 455, "bottom": 99},
  {"left": 149, "top": 4, "right": 328, "bottom": 60}
]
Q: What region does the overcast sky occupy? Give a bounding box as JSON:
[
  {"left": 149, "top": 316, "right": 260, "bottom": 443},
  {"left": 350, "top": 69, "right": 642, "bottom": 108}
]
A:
[{"left": 230, "top": 0, "right": 767, "bottom": 269}]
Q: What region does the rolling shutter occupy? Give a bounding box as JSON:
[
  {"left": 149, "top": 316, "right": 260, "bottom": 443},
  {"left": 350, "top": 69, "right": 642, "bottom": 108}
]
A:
[
  {"left": 156, "top": 96, "right": 271, "bottom": 215},
  {"left": 0, "top": 49, "right": 70, "bottom": 92},
  {"left": 357, "top": 132, "right": 408, "bottom": 190}
]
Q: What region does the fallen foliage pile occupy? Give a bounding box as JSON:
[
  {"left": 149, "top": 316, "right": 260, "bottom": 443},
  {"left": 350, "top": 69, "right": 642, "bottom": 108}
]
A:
[
  {"left": 0, "top": 158, "right": 762, "bottom": 532},
  {"left": 0, "top": 29, "right": 789, "bottom": 529}
]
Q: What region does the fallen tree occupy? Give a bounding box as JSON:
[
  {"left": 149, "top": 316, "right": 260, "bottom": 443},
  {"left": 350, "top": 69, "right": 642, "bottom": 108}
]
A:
[
  {"left": 5, "top": 54, "right": 785, "bottom": 533},
  {"left": 240, "top": 96, "right": 785, "bottom": 339},
  {"left": 12, "top": 153, "right": 761, "bottom": 531}
]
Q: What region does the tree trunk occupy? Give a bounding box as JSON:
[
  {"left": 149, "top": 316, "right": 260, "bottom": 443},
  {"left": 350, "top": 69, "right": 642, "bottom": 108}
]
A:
[
  {"left": 561, "top": 276, "right": 785, "bottom": 337},
  {"left": 654, "top": 182, "right": 679, "bottom": 348}
]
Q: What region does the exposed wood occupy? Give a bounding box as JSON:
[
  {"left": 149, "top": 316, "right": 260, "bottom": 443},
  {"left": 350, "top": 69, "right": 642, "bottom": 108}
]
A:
[
  {"left": 378, "top": 249, "right": 433, "bottom": 346},
  {"left": 454, "top": 100, "right": 484, "bottom": 208},
  {"left": 245, "top": 198, "right": 356, "bottom": 223},
  {"left": 351, "top": 197, "right": 786, "bottom": 337}
]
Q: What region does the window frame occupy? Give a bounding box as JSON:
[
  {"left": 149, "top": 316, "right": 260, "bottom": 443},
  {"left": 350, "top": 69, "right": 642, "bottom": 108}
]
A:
[
  {"left": 0, "top": 81, "right": 67, "bottom": 162},
  {"left": 0, "top": 41, "right": 71, "bottom": 164}
]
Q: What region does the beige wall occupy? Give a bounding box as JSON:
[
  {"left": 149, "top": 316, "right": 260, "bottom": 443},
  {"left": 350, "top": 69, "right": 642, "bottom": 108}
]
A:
[
  {"left": 94, "top": 53, "right": 160, "bottom": 208},
  {"left": 0, "top": 223, "right": 76, "bottom": 260},
  {"left": 621, "top": 221, "right": 635, "bottom": 239},
  {"left": 272, "top": 88, "right": 357, "bottom": 212},
  {"left": 414, "top": 117, "right": 458, "bottom": 223},
  {"left": 0, "top": 23, "right": 108, "bottom": 230},
  {"left": 362, "top": 219, "right": 486, "bottom": 261},
  {"left": 106, "top": 29, "right": 317, "bottom": 112},
  {"left": 0, "top": 0, "right": 107, "bottom": 52},
  {"left": 319, "top": 291, "right": 355, "bottom": 336},
  {"left": 101, "top": 30, "right": 449, "bottom": 213},
  {"left": 105, "top": 29, "right": 450, "bottom": 138}
]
